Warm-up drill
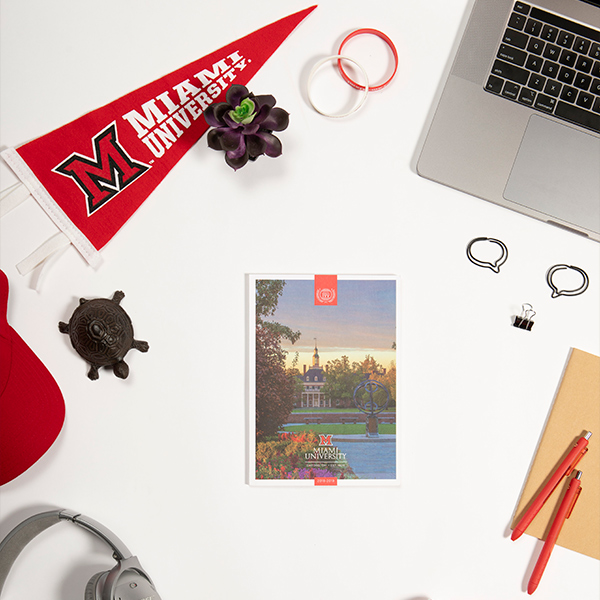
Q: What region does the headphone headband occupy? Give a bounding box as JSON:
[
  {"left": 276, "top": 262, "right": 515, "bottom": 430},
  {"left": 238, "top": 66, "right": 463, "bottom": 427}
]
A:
[
  {"left": 59, "top": 509, "right": 132, "bottom": 559},
  {"left": 0, "top": 509, "right": 137, "bottom": 596}
]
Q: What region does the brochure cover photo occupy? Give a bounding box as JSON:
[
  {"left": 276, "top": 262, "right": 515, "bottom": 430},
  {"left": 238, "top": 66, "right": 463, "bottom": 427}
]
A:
[{"left": 249, "top": 274, "right": 398, "bottom": 486}]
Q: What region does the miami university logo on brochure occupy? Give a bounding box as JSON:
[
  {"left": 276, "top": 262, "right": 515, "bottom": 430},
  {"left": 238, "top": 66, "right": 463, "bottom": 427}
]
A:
[
  {"left": 314, "top": 274, "right": 338, "bottom": 306},
  {"left": 53, "top": 122, "right": 150, "bottom": 216}
]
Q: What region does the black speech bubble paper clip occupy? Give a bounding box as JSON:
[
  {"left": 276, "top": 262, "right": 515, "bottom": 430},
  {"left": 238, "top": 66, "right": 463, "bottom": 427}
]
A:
[
  {"left": 466, "top": 237, "right": 509, "bottom": 273},
  {"left": 546, "top": 264, "right": 589, "bottom": 298}
]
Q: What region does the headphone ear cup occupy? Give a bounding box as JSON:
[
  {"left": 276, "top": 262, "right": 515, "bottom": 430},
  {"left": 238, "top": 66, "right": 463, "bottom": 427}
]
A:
[{"left": 84, "top": 572, "right": 106, "bottom": 600}]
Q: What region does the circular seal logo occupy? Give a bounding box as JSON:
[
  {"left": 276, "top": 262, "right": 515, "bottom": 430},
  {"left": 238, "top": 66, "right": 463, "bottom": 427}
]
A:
[{"left": 316, "top": 287, "right": 336, "bottom": 304}]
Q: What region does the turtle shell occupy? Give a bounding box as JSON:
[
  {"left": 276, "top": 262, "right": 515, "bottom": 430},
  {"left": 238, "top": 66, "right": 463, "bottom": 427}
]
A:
[{"left": 67, "top": 298, "right": 134, "bottom": 367}]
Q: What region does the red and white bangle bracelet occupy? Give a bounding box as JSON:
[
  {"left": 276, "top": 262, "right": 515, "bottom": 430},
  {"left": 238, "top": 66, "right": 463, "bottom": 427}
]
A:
[
  {"left": 307, "top": 55, "right": 370, "bottom": 118},
  {"left": 307, "top": 28, "right": 398, "bottom": 118},
  {"left": 337, "top": 28, "right": 399, "bottom": 92}
]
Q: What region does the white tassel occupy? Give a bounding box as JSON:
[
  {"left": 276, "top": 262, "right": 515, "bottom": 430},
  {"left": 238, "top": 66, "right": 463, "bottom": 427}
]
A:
[
  {"left": 0, "top": 182, "right": 30, "bottom": 218},
  {"left": 16, "top": 232, "right": 71, "bottom": 275}
]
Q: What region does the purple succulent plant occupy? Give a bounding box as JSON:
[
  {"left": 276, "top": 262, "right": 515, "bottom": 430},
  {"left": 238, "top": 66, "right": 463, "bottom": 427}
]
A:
[{"left": 204, "top": 85, "right": 289, "bottom": 170}]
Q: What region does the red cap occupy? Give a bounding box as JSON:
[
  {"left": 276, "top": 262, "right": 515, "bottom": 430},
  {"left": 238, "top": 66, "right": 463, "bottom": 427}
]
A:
[{"left": 0, "top": 270, "right": 65, "bottom": 485}]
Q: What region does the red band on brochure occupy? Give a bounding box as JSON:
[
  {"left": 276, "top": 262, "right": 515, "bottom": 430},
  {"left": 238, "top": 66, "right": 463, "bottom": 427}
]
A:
[
  {"left": 315, "top": 477, "right": 338, "bottom": 486},
  {"left": 314, "top": 274, "right": 337, "bottom": 305}
]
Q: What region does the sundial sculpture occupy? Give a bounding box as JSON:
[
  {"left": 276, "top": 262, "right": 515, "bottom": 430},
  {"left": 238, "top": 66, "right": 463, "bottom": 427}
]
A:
[{"left": 353, "top": 378, "right": 390, "bottom": 437}]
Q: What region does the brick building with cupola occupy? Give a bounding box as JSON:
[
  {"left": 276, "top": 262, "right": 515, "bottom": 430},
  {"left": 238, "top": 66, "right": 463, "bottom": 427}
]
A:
[{"left": 298, "top": 343, "right": 330, "bottom": 408}]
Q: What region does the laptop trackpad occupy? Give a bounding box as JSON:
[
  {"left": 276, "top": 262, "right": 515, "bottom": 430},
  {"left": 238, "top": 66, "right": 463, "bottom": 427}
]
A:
[{"left": 504, "top": 115, "right": 600, "bottom": 233}]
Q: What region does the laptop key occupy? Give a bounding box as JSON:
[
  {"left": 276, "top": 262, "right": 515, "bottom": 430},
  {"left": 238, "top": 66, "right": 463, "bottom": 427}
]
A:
[
  {"left": 559, "top": 49, "right": 578, "bottom": 67},
  {"left": 509, "top": 12, "right": 527, "bottom": 31},
  {"left": 534, "top": 93, "right": 556, "bottom": 112},
  {"left": 541, "top": 25, "right": 558, "bottom": 43},
  {"left": 485, "top": 75, "right": 505, "bottom": 94},
  {"left": 591, "top": 78, "right": 600, "bottom": 95},
  {"left": 492, "top": 59, "right": 530, "bottom": 84},
  {"left": 543, "top": 44, "right": 561, "bottom": 60},
  {"left": 503, "top": 28, "right": 529, "bottom": 49},
  {"left": 574, "top": 73, "right": 592, "bottom": 90},
  {"left": 557, "top": 31, "right": 575, "bottom": 48},
  {"left": 525, "top": 18, "right": 542, "bottom": 36},
  {"left": 526, "top": 55, "right": 543, "bottom": 72},
  {"left": 527, "top": 38, "right": 545, "bottom": 55},
  {"left": 555, "top": 100, "right": 600, "bottom": 133},
  {"left": 518, "top": 88, "right": 536, "bottom": 106},
  {"left": 544, "top": 80, "right": 562, "bottom": 97},
  {"left": 560, "top": 85, "right": 578, "bottom": 102},
  {"left": 498, "top": 44, "right": 527, "bottom": 66},
  {"left": 574, "top": 37, "right": 591, "bottom": 55},
  {"left": 514, "top": 2, "right": 531, "bottom": 15},
  {"left": 557, "top": 66, "right": 576, "bottom": 84},
  {"left": 590, "top": 43, "right": 600, "bottom": 60},
  {"left": 576, "top": 91, "right": 594, "bottom": 110},
  {"left": 528, "top": 73, "right": 546, "bottom": 91},
  {"left": 593, "top": 97, "right": 600, "bottom": 113},
  {"left": 576, "top": 56, "right": 593, "bottom": 73},
  {"left": 502, "top": 81, "right": 521, "bottom": 99},
  {"left": 541, "top": 60, "right": 559, "bottom": 78}
]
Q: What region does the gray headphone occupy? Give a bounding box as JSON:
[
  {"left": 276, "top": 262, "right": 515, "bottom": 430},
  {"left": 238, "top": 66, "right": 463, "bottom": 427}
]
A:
[{"left": 0, "top": 509, "right": 162, "bottom": 599}]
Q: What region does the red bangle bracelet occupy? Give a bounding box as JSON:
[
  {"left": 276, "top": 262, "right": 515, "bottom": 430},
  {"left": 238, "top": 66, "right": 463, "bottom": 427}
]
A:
[{"left": 337, "top": 28, "right": 399, "bottom": 92}]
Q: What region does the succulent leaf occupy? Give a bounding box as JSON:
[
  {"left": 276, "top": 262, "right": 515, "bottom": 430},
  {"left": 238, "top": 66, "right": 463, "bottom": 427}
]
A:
[{"left": 204, "top": 86, "right": 288, "bottom": 169}]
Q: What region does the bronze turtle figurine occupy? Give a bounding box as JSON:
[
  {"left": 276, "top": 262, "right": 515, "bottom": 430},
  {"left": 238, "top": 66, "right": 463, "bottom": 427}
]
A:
[{"left": 59, "top": 290, "right": 148, "bottom": 380}]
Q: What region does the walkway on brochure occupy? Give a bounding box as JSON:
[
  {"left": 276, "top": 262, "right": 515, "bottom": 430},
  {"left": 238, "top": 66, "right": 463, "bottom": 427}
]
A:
[{"left": 335, "top": 438, "right": 396, "bottom": 480}]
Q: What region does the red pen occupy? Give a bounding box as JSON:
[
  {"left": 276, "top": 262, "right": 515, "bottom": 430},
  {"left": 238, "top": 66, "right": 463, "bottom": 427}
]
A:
[
  {"left": 527, "top": 470, "right": 583, "bottom": 594},
  {"left": 512, "top": 431, "right": 591, "bottom": 541}
]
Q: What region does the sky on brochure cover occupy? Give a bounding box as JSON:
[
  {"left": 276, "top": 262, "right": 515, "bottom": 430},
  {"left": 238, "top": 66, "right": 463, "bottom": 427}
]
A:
[{"left": 266, "top": 278, "right": 397, "bottom": 369}]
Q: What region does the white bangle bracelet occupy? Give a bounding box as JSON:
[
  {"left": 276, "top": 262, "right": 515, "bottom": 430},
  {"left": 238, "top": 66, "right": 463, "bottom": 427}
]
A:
[{"left": 307, "top": 55, "right": 370, "bottom": 118}]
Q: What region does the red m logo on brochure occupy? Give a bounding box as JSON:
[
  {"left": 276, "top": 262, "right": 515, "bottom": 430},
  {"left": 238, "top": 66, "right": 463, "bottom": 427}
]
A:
[
  {"left": 319, "top": 434, "right": 333, "bottom": 446},
  {"left": 314, "top": 274, "right": 337, "bottom": 305}
]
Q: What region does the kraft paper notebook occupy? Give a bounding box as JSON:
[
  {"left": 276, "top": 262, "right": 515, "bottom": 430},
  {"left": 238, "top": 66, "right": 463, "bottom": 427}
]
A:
[{"left": 512, "top": 348, "right": 600, "bottom": 560}]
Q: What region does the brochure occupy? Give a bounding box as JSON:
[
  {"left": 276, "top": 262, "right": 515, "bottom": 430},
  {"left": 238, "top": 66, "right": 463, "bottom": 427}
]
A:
[{"left": 248, "top": 274, "right": 399, "bottom": 486}]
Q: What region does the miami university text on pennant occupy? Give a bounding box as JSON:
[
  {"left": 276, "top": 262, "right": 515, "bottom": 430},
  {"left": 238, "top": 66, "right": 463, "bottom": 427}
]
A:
[{"left": 0, "top": 6, "right": 317, "bottom": 274}]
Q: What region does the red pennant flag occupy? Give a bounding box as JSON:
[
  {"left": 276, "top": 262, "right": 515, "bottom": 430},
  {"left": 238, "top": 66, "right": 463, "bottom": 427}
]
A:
[{"left": 1, "top": 6, "right": 316, "bottom": 271}]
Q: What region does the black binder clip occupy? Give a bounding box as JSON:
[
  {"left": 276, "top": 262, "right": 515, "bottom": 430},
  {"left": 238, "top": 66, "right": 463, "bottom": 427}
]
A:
[{"left": 513, "top": 304, "right": 535, "bottom": 331}]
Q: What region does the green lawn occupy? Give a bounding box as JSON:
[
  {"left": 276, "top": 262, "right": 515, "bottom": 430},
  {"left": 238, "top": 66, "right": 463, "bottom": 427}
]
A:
[{"left": 282, "top": 423, "right": 396, "bottom": 435}]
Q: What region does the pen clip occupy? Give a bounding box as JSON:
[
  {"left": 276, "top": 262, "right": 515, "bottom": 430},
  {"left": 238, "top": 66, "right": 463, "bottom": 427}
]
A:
[
  {"left": 566, "top": 486, "right": 582, "bottom": 519},
  {"left": 567, "top": 447, "right": 588, "bottom": 475}
]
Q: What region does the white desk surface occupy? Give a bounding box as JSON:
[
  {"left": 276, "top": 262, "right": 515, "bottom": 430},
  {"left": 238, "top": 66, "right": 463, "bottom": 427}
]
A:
[{"left": 1, "top": 1, "right": 599, "bottom": 599}]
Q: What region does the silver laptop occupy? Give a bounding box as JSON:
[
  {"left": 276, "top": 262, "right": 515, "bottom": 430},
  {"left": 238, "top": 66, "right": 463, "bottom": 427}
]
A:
[{"left": 417, "top": 0, "right": 600, "bottom": 241}]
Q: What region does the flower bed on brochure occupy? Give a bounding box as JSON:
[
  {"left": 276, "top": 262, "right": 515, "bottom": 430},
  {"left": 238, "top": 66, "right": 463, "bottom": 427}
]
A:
[{"left": 256, "top": 431, "right": 358, "bottom": 480}]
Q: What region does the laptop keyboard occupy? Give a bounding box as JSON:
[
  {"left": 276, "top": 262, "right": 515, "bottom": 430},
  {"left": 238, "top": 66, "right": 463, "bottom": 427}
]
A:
[{"left": 484, "top": 2, "right": 600, "bottom": 134}]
